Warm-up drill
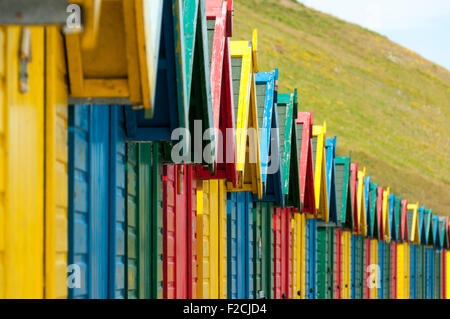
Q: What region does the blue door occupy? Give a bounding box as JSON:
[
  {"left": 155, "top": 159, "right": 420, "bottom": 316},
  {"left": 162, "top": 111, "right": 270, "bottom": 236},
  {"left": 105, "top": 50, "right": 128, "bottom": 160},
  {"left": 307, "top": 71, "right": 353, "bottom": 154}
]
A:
[
  {"left": 227, "top": 192, "right": 254, "bottom": 298},
  {"left": 425, "top": 248, "right": 434, "bottom": 299},
  {"left": 350, "top": 235, "right": 357, "bottom": 299},
  {"left": 68, "top": 105, "right": 126, "bottom": 299},
  {"left": 306, "top": 218, "right": 317, "bottom": 299},
  {"left": 378, "top": 241, "right": 385, "bottom": 299}
]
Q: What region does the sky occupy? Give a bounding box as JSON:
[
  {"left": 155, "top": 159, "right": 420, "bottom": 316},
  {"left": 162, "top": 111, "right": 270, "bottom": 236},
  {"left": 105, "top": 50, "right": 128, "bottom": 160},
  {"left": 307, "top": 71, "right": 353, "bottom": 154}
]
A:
[{"left": 299, "top": 0, "right": 450, "bottom": 70}]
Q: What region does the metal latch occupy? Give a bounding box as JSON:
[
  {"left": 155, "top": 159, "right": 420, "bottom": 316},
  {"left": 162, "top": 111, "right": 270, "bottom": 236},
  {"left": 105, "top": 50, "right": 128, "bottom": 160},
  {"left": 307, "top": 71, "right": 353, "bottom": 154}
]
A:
[{"left": 19, "top": 27, "right": 31, "bottom": 94}]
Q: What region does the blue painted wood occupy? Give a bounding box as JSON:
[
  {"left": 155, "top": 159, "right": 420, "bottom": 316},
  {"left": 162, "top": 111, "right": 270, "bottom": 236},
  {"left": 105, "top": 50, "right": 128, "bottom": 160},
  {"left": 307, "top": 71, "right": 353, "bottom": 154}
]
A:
[
  {"left": 254, "top": 69, "right": 283, "bottom": 206},
  {"left": 419, "top": 206, "right": 426, "bottom": 245},
  {"left": 125, "top": 0, "right": 185, "bottom": 142},
  {"left": 409, "top": 244, "right": 417, "bottom": 299},
  {"left": 350, "top": 234, "right": 357, "bottom": 299},
  {"left": 306, "top": 218, "right": 317, "bottom": 299},
  {"left": 425, "top": 248, "right": 434, "bottom": 299},
  {"left": 388, "top": 194, "right": 396, "bottom": 241},
  {"left": 227, "top": 192, "right": 254, "bottom": 298},
  {"left": 68, "top": 105, "right": 126, "bottom": 299},
  {"left": 325, "top": 137, "right": 338, "bottom": 224},
  {"left": 378, "top": 241, "right": 385, "bottom": 299}
]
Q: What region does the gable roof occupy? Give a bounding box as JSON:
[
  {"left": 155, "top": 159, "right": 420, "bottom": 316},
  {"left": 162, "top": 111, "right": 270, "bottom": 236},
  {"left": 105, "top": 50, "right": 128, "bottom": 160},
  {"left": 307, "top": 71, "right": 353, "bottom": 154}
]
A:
[
  {"left": 401, "top": 199, "right": 408, "bottom": 242},
  {"left": 393, "top": 196, "right": 402, "bottom": 242},
  {"left": 369, "top": 183, "right": 379, "bottom": 238},
  {"left": 422, "top": 208, "right": 433, "bottom": 246},
  {"left": 376, "top": 187, "right": 384, "bottom": 240},
  {"left": 388, "top": 194, "right": 397, "bottom": 241},
  {"left": 325, "top": 137, "right": 338, "bottom": 224},
  {"left": 419, "top": 206, "right": 426, "bottom": 245},
  {"left": 357, "top": 169, "right": 368, "bottom": 236},
  {"left": 125, "top": 0, "right": 192, "bottom": 142},
  {"left": 431, "top": 215, "right": 441, "bottom": 249},
  {"left": 296, "top": 112, "right": 316, "bottom": 215},
  {"left": 335, "top": 156, "right": 353, "bottom": 229},
  {"left": 438, "top": 216, "right": 449, "bottom": 249},
  {"left": 312, "top": 124, "right": 329, "bottom": 222},
  {"left": 382, "top": 188, "right": 390, "bottom": 242},
  {"left": 350, "top": 163, "right": 358, "bottom": 232},
  {"left": 364, "top": 175, "right": 372, "bottom": 237},
  {"left": 227, "top": 30, "right": 262, "bottom": 198},
  {"left": 406, "top": 203, "right": 420, "bottom": 244},
  {"left": 254, "top": 70, "right": 283, "bottom": 205}
]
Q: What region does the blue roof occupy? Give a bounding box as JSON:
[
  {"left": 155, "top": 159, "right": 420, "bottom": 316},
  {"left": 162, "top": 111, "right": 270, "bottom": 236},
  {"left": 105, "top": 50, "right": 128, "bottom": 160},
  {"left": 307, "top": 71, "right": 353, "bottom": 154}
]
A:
[{"left": 325, "top": 137, "right": 337, "bottom": 223}]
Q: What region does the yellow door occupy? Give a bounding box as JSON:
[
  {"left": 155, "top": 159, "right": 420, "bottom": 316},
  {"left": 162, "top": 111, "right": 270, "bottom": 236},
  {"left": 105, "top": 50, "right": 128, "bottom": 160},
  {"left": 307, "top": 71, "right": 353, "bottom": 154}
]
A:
[
  {"left": 45, "top": 26, "right": 69, "bottom": 299},
  {"left": 397, "top": 242, "right": 410, "bottom": 299},
  {"left": 370, "top": 239, "right": 378, "bottom": 299},
  {"left": 197, "top": 180, "right": 227, "bottom": 298},
  {"left": 342, "top": 231, "right": 351, "bottom": 299},
  {"left": 292, "top": 213, "right": 305, "bottom": 299},
  {"left": 0, "top": 25, "right": 68, "bottom": 299}
]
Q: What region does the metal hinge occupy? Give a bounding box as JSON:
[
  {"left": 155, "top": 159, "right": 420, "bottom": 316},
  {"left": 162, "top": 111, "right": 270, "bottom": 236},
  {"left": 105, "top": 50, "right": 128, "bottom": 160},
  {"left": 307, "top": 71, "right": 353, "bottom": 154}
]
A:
[{"left": 19, "top": 27, "right": 31, "bottom": 94}]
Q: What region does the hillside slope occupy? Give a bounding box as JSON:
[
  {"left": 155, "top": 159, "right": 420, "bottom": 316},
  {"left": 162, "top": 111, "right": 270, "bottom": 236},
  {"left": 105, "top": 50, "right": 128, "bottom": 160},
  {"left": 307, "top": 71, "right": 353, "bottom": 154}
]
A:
[{"left": 234, "top": 0, "right": 450, "bottom": 215}]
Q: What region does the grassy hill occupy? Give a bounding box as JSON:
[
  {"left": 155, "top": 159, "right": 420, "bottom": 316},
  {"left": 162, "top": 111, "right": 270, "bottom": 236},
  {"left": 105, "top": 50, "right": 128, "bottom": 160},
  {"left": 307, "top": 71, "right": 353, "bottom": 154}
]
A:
[{"left": 233, "top": 0, "right": 450, "bottom": 215}]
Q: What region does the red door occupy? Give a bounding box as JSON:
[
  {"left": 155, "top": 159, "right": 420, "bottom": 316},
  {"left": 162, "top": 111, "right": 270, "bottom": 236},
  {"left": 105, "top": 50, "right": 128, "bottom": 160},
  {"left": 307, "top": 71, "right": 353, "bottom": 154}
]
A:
[
  {"left": 163, "top": 164, "right": 197, "bottom": 299},
  {"left": 274, "top": 208, "right": 282, "bottom": 299},
  {"left": 390, "top": 241, "right": 397, "bottom": 299},
  {"left": 364, "top": 238, "right": 371, "bottom": 299},
  {"left": 334, "top": 229, "right": 342, "bottom": 299}
]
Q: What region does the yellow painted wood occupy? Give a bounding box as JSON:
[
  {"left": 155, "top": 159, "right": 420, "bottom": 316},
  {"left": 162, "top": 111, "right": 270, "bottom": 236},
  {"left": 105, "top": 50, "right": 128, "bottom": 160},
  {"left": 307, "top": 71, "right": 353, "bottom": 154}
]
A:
[
  {"left": 357, "top": 169, "right": 367, "bottom": 236},
  {"left": 45, "top": 26, "right": 69, "bottom": 299},
  {"left": 66, "top": 0, "right": 160, "bottom": 110},
  {"left": 342, "top": 231, "right": 352, "bottom": 299},
  {"left": 407, "top": 203, "right": 420, "bottom": 244},
  {"left": 197, "top": 180, "right": 227, "bottom": 299},
  {"left": 397, "top": 242, "right": 410, "bottom": 299},
  {"left": 228, "top": 34, "right": 262, "bottom": 199},
  {"left": 447, "top": 250, "right": 450, "bottom": 299},
  {"left": 0, "top": 26, "right": 45, "bottom": 298},
  {"left": 382, "top": 188, "right": 390, "bottom": 242},
  {"left": 312, "top": 124, "right": 328, "bottom": 223},
  {"left": 292, "top": 213, "right": 305, "bottom": 299},
  {"left": 369, "top": 239, "right": 378, "bottom": 299}
]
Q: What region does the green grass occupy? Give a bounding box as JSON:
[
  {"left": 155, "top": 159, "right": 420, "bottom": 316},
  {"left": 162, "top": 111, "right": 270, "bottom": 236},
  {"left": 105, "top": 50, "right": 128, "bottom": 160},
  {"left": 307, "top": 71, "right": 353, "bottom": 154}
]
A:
[{"left": 234, "top": 0, "right": 450, "bottom": 215}]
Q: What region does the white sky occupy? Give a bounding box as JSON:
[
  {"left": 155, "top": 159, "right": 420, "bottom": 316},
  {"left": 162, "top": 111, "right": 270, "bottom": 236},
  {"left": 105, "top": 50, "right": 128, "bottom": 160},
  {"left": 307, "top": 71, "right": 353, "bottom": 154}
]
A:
[{"left": 299, "top": 0, "right": 450, "bottom": 70}]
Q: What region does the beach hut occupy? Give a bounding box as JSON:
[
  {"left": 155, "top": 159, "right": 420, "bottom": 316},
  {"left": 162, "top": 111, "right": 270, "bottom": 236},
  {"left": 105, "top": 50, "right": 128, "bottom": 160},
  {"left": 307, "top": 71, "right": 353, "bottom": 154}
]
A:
[
  {"left": 227, "top": 30, "right": 262, "bottom": 198},
  {"left": 397, "top": 199, "right": 410, "bottom": 299},
  {"left": 333, "top": 155, "right": 353, "bottom": 299},
  {"left": 312, "top": 124, "right": 329, "bottom": 223},
  {"left": 253, "top": 69, "right": 282, "bottom": 299}
]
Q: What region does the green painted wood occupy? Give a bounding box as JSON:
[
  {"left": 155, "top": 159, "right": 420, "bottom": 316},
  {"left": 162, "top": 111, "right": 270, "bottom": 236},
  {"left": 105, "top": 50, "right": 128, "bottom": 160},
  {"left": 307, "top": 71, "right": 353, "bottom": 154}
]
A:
[
  {"left": 394, "top": 197, "right": 402, "bottom": 241},
  {"left": 311, "top": 136, "right": 318, "bottom": 174},
  {"left": 434, "top": 250, "right": 441, "bottom": 299},
  {"left": 335, "top": 157, "right": 353, "bottom": 228},
  {"left": 417, "top": 245, "right": 425, "bottom": 298},
  {"left": 406, "top": 209, "right": 414, "bottom": 242},
  {"left": 207, "top": 19, "right": 215, "bottom": 69},
  {"left": 276, "top": 94, "right": 294, "bottom": 196},
  {"left": 356, "top": 235, "right": 365, "bottom": 299},
  {"left": 255, "top": 202, "right": 273, "bottom": 298},
  {"left": 255, "top": 83, "right": 267, "bottom": 133},
  {"left": 317, "top": 225, "right": 335, "bottom": 299},
  {"left": 370, "top": 183, "right": 378, "bottom": 238},
  {"left": 126, "top": 143, "right": 163, "bottom": 299}
]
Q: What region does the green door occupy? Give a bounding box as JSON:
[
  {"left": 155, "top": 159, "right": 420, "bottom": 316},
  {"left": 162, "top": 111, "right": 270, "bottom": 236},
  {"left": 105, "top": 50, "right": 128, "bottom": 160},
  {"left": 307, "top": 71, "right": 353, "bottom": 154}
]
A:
[
  {"left": 317, "top": 225, "right": 334, "bottom": 299},
  {"left": 254, "top": 202, "right": 274, "bottom": 299},
  {"left": 434, "top": 250, "right": 441, "bottom": 299},
  {"left": 126, "top": 143, "right": 164, "bottom": 299},
  {"left": 356, "top": 236, "right": 365, "bottom": 299}
]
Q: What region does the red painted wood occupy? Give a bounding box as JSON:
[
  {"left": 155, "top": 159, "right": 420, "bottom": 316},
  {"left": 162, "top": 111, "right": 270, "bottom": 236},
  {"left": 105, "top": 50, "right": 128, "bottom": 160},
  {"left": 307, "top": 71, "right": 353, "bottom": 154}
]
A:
[
  {"left": 296, "top": 112, "right": 316, "bottom": 216},
  {"left": 364, "top": 238, "right": 371, "bottom": 299},
  {"left": 279, "top": 208, "right": 292, "bottom": 299},
  {"left": 163, "top": 165, "right": 197, "bottom": 299},
  {"left": 390, "top": 241, "right": 397, "bottom": 299},
  {"left": 334, "top": 229, "right": 342, "bottom": 299},
  {"left": 350, "top": 163, "right": 358, "bottom": 233},
  {"left": 273, "top": 208, "right": 282, "bottom": 299},
  {"left": 377, "top": 187, "right": 384, "bottom": 240},
  {"left": 401, "top": 200, "right": 408, "bottom": 242}
]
